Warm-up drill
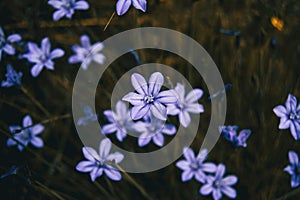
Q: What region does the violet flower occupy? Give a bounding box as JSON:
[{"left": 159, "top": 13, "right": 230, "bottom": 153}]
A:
[
  {"left": 284, "top": 150, "right": 300, "bottom": 188},
  {"left": 219, "top": 126, "right": 252, "bottom": 148},
  {"left": 77, "top": 105, "right": 98, "bottom": 126},
  {"left": 132, "top": 116, "right": 176, "bottom": 147},
  {"left": 76, "top": 138, "right": 124, "bottom": 181},
  {"left": 116, "top": 0, "right": 147, "bottom": 16},
  {"left": 1, "top": 64, "right": 22, "bottom": 87},
  {"left": 167, "top": 83, "right": 204, "bottom": 127},
  {"left": 122, "top": 72, "right": 177, "bottom": 121},
  {"left": 273, "top": 94, "right": 300, "bottom": 140},
  {"left": 7, "top": 115, "right": 44, "bottom": 151},
  {"left": 102, "top": 101, "right": 134, "bottom": 142},
  {"left": 23, "top": 37, "right": 64, "bottom": 77},
  {"left": 176, "top": 147, "right": 216, "bottom": 183},
  {"left": 200, "top": 164, "right": 238, "bottom": 200},
  {"left": 48, "top": 0, "right": 89, "bottom": 21},
  {"left": 68, "top": 35, "right": 105, "bottom": 70},
  {"left": 0, "top": 27, "right": 21, "bottom": 61}
]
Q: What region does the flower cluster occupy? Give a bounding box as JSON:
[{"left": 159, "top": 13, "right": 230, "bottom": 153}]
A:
[
  {"left": 100, "top": 72, "right": 204, "bottom": 147},
  {"left": 176, "top": 147, "right": 238, "bottom": 200},
  {"left": 0, "top": 27, "right": 21, "bottom": 61}
]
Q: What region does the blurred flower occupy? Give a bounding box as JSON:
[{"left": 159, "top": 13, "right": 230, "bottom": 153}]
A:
[
  {"left": 77, "top": 105, "right": 98, "bottom": 126},
  {"left": 116, "top": 0, "right": 147, "bottom": 16},
  {"left": 0, "top": 27, "right": 21, "bottom": 61},
  {"left": 48, "top": 0, "right": 89, "bottom": 21},
  {"left": 68, "top": 35, "right": 105, "bottom": 70},
  {"left": 219, "top": 126, "right": 252, "bottom": 148},
  {"left": 1, "top": 64, "right": 22, "bottom": 87},
  {"left": 273, "top": 94, "right": 300, "bottom": 140},
  {"left": 167, "top": 83, "right": 204, "bottom": 127},
  {"left": 132, "top": 116, "right": 176, "bottom": 147},
  {"left": 284, "top": 150, "right": 300, "bottom": 188},
  {"left": 23, "top": 37, "right": 64, "bottom": 77},
  {"left": 102, "top": 101, "right": 134, "bottom": 142},
  {"left": 200, "top": 164, "right": 238, "bottom": 200},
  {"left": 7, "top": 115, "right": 44, "bottom": 151},
  {"left": 122, "top": 72, "right": 177, "bottom": 120},
  {"left": 76, "top": 138, "right": 124, "bottom": 181},
  {"left": 176, "top": 147, "right": 217, "bottom": 183}
]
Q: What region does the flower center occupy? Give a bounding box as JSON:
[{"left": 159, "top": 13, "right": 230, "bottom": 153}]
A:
[
  {"left": 0, "top": 36, "right": 6, "bottom": 48},
  {"left": 213, "top": 179, "right": 222, "bottom": 188},
  {"left": 63, "top": 0, "right": 75, "bottom": 9},
  {"left": 190, "top": 161, "right": 199, "bottom": 170},
  {"left": 289, "top": 112, "right": 300, "bottom": 120},
  {"left": 144, "top": 95, "right": 154, "bottom": 104},
  {"left": 39, "top": 53, "right": 48, "bottom": 63}
]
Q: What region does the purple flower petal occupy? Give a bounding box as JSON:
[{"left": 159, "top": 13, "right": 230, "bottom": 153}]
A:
[
  {"left": 104, "top": 167, "right": 122, "bottom": 181},
  {"left": 181, "top": 169, "right": 194, "bottom": 182},
  {"left": 290, "top": 122, "right": 300, "bottom": 140},
  {"left": 7, "top": 34, "right": 21, "bottom": 42},
  {"left": 30, "top": 137, "right": 44, "bottom": 148},
  {"left": 195, "top": 170, "right": 207, "bottom": 183},
  {"left": 166, "top": 104, "right": 180, "bottom": 115},
  {"left": 122, "top": 92, "right": 144, "bottom": 106},
  {"left": 102, "top": 124, "right": 118, "bottom": 134},
  {"left": 44, "top": 60, "right": 54, "bottom": 70},
  {"left": 75, "top": 1, "right": 89, "bottom": 10},
  {"left": 148, "top": 72, "right": 164, "bottom": 96},
  {"left": 80, "top": 35, "right": 91, "bottom": 49},
  {"left": 7, "top": 138, "right": 17, "bottom": 146},
  {"left": 176, "top": 160, "right": 189, "bottom": 170},
  {"left": 222, "top": 186, "right": 237, "bottom": 198},
  {"left": 31, "top": 124, "right": 44, "bottom": 135},
  {"left": 132, "top": 0, "right": 147, "bottom": 12},
  {"left": 53, "top": 9, "right": 66, "bottom": 21},
  {"left": 156, "top": 90, "right": 178, "bottom": 104},
  {"left": 153, "top": 133, "right": 164, "bottom": 146},
  {"left": 279, "top": 117, "right": 290, "bottom": 129},
  {"left": 222, "top": 175, "right": 238, "bottom": 186},
  {"left": 183, "top": 147, "right": 195, "bottom": 162},
  {"left": 131, "top": 104, "right": 150, "bottom": 120},
  {"left": 286, "top": 94, "right": 297, "bottom": 113},
  {"left": 273, "top": 105, "right": 287, "bottom": 117},
  {"left": 90, "top": 167, "right": 103, "bottom": 182},
  {"left": 213, "top": 189, "right": 222, "bottom": 200},
  {"left": 215, "top": 164, "right": 226, "bottom": 179},
  {"left": 50, "top": 48, "right": 64, "bottom": 59},
  {"left": 99, "top": 138, "right": 111, "bottom": 158},
  {"left": 179, "top": 111, "right": 191, "bottom": 127},
  {"left": 131, "top": 73, "right": 148, "bottom": 95},
  {"left": 185, "top": 103, "right": 204, "bottom": 114},
  {"left": 185, "top": 89, "right": 203, "bottom": 103},
  {"left": 174, "top": 83, "right": 185, "bottom": 102},
  {"left": 196, "top": 149, "right": 208, "bottom": 161},
  {"left": 202, "top": 163, "right": 217, "bottom": 173},
  {"left": 41, "top": 37, "right": 50, "bottom": 55},
  {"left": 289, "top": 151, "right": 299, "bottom": 165},
  {"left": 93, "top": 53, "right": 105, "bottom": 64},
  {"left": 91, "top": 42, "right": 104, "bottom": 52},
  {"left": 138, "top": 132, "right": 152, "bottom": 147},
  {"left": 31, "top": 64, "right": 44, "bottom": 77},
  {"left": 150, "top": 102, "right": 167, "bottom": 120},
  {"left": 116, "top": 130, "right": 127, "bottom": 141},
  {"left": 200, "top": 184, "right": 213, "bottom": 195},
  {"left": 3, "top": 44, "right": 15, "bottom": 55},
  {"left": 116, "top": 0, "right": 132, "bottom": 16},
  {"left": 76, "top": 161, "right": 94, "bottom": 172},
  {"left": 291, "top": 175, "right": 300, "bottom": 188},
  {"left": 162, "top": 124, "right": 176, "bottom": 135},
  {"left": 107, "top": 152, "right": 124, "bottom": 164},
  {"left": 23, "top": 115, "right": 32, "bottom": 127},
  {"left": 103, "top": 110, "right": 114, "bottom": 122},
  {"left": 82, "top": 147, "right": 100, "bottom": 161},
  {"left": 116, "top": 101, "right": 127, "bottom": 117}
]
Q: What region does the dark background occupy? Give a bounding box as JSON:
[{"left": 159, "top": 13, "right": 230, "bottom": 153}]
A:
[{"left": 0, "top": 0, "right": 300, "bottom": 199}]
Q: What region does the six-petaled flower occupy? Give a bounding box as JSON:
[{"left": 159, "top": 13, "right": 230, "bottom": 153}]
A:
[
  {"left": 68, "top": 35, "right": 105, "bottom": 70},
  {"left": 7, "top": 115, "right": 44, "bottom": 151},
  {"left": 219, "top": 125, "right": 252, "bottom": 148},
  {"left": 132, "top": 115, "right": 176, "bottom": 147},
  {"left": 273, "top": 94, "right": 300, "bottom": 140},
  {"left": 167, "top": 83, "right": 204, "bottom": 127},
  {"left": 122, "top": 72, "right": 177, "bottom": 121},
  {"left": 1, "top": 64, "right": 22, "bottom": 87},
  {"left": 116, "top": 0, "right": 147, "bottom": 16},
  {"left": 102, "top": 101, "right": 134, "bottom": 142},
  {"left": 284, "top": 150, "right": 300, "bottom": 188},
  {"left": 23, "top": 37, "right": 64, "bottom": 77},
  {"left": 0, "top": 27, "right": 21, "bottom": 61},
  {"left": 176, "top": 147, "right": 217, "bottom": 183},
  {"left": 48, "top": 0, "right": 89, "bottom": 21},
  {"left": 76, "top": 138, "right": 124, "bottom": 181},
  {"left": 200, "top": 164, "right": 238, "bottom": 200}
]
